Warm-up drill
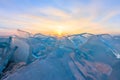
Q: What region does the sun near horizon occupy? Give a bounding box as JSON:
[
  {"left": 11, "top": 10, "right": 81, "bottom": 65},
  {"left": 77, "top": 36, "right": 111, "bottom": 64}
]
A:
[
  {"left": 54, "top": 26, "right": 64, "bottom": 37},
  {"left": 0, "top": 0, "right": 120, "bottom": 36}
]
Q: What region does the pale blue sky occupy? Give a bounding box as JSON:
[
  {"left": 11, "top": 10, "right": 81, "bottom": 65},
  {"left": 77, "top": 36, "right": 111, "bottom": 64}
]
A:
[{"left": 0, "top": 0, "right": 120, "bottom": 35}]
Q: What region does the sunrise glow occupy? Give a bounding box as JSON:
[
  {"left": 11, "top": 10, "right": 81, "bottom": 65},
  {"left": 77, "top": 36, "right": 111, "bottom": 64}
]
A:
[{"left": 0, "top": 0, "right": 120, "bottom": 35}]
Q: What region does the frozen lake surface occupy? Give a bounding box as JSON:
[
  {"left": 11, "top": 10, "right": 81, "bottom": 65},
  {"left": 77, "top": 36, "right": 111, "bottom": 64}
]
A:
[{"left": 0, "top": 30, "right": 120, "bottom": 80}]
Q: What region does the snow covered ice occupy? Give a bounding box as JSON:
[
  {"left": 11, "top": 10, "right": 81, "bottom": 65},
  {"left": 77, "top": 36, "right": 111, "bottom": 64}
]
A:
[{"left": 0, "top": 30, "right": 120, "bottom": 80}]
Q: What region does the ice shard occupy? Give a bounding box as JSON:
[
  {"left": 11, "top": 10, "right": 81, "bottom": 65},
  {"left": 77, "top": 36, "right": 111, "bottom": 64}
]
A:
[
  {"left": 0, "top": 37, "right": 17, "bottom": 74},
  {"left": 11, "top": 37, "right": 30, "bottom": 63},
  {"left": 98, "top": 34, "right": 120, "bottom": 58},
  {"left": 67, "top": 33, "right": 94, "bottom": 49},
  {"left": 12, "top": 30, "right": 57, "bottom": 63}
]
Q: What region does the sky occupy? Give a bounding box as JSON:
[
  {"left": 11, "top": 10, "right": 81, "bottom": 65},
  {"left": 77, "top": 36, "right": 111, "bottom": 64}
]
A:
[{"left": 0, "top": 0, "right": 120, "bottom": 36}]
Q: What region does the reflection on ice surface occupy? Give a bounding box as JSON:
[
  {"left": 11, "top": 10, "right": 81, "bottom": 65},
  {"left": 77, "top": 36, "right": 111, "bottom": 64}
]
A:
[{"left": 0, "top": 30, "right": 120, "bottom": 80}]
